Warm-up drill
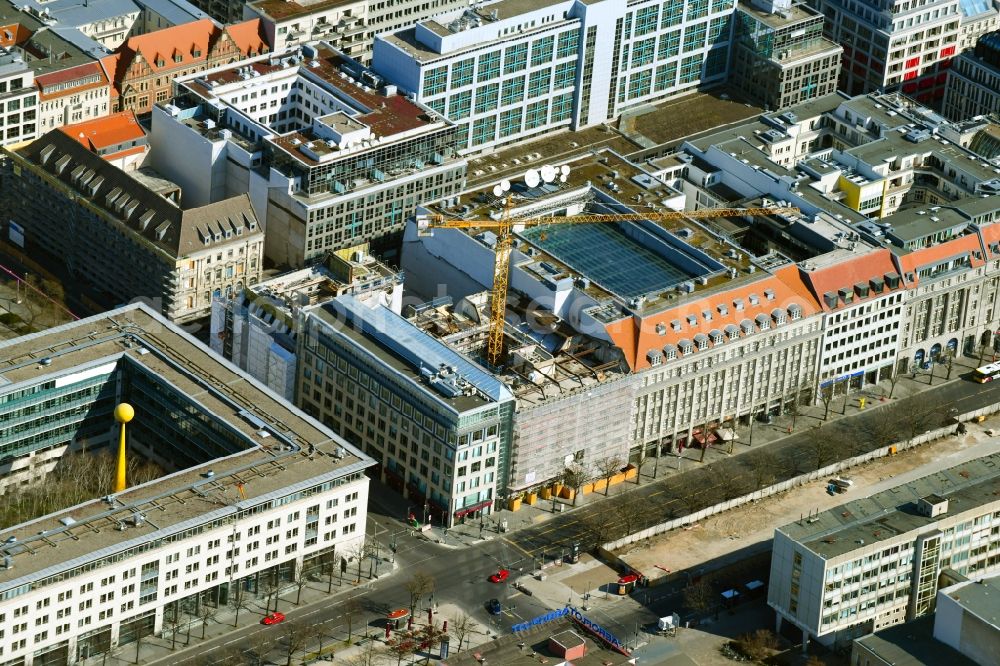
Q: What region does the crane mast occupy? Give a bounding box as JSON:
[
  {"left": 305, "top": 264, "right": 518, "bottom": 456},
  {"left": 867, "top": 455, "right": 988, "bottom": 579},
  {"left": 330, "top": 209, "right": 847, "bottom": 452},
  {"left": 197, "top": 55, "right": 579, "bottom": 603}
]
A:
[{"left": 420, "top": 204, "right": 800, "bottom": 368}]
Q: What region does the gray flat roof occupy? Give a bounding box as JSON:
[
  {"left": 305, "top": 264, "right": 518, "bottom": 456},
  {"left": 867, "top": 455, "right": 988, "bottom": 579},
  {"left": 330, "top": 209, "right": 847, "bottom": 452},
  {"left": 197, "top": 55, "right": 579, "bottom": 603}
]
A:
[
  {"left": 853, "top": 616, "right": 979, "bottom": 666},
  {"left": 777, "top": 451, "right": 1000, "bottom": 560},
  {"left": 943, "top": 574, "right": 1000, "bottom": 629},
  {"left": 315, "top": 296, "right": 512, "bottom": 412},
  {"left": 0, "top": 303, "right": 373, "bottom": 589}
]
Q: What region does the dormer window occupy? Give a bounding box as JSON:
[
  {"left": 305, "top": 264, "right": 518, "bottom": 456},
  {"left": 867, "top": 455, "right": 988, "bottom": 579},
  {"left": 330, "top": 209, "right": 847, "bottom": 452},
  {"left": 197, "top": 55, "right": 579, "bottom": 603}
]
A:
[
  {"left": 647, "top": 350, "right": 663, "bottom": 366},
  {"left": 772, "top": 308, "right": 786, "bottom": 325},
  {"left": 671, "top": 319, "right": 682, "bottom": 332},
  {"left": 156, "top": 57, "right": 165, "bottom": 67},
  {"left": 655, "top": 323, "right": 666, "bottom": 335},
  {"left": 701, "top": 310, "right": 712, "bottom": 322},
  {"left": 748, "top": 293, "right": 760, "bottom": 306},
  {"left": 725, "top": 324, "right": 740, "bottom": 339},
  {"left": 686, "top": 314, "right": 698, "bottom": 327},
  {"left": 173, "top": 54, "right": 182, "bottom": 63},
  {"left": 733, "top": 298, "right": 744, "bottom": 311},
  {"left": 678, "top": 339, "right": 694, "bottom": 354},
  {"left": 710, "top": 329, "right": 724, "bottom": 344},
  {"left": 764, "top": 289, "right": 775, "bottom": 301},
  {"left": 755, "top": 313, "right": 771, "bottom": 330},
  {"left": 694, "top": 333, "right": 709, "bottom": 350},
  {"left": 741, "top": 319, "right": 755, "bottom": 335},
  {"left": 663, "top": 344, "right": 677, "bottom": 360},
  {"left": 789, "top": 304, "right": 802, "bottom": 320},
  {"left": 192, "top": 48, "right": 202, "bottom": 57},
  {"left": 717, "top": 304, "right": 728, "bottom": 316}
]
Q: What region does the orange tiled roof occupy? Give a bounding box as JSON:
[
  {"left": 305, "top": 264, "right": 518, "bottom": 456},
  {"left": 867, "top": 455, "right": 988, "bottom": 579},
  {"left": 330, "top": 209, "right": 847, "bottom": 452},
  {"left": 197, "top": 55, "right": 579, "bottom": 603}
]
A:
[
  {"left": 797, "top": 249, "right": 901, "bottom": 311},
  {"left": 59, "top": 111, "right": 145, "bottom": 154},
  {"left": 606, "top": 267, "right": 824, "bottom": 372},
  {"left": 978, "top": 224, "right": 1000, "bottom": 259},
  {"left": 117, "top": 18, "right": 217, "bottom": 76},
  {"left": 225, "top": 19, "right": 268, "bottom": 56},
  {"left": 35, "top": 61, "right": 110, "bottom": 102},
  {"left": 0, "top": 22, "right": 32, "bottom": 49},
  {"left": 896, "top": 234, "right": 986, "bottom": 287}
]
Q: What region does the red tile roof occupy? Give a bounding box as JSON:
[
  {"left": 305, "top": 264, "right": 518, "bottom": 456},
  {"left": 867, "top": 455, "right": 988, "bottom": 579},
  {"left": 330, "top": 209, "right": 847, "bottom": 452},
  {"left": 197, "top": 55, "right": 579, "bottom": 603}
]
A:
[
  {"left": 0, "top": 22, "right": 32, "bottom": 48},
  {"left": 797, "top": 249, "right": 901, "bottom": 311},
  {"left": 225, "top": 19, "right": 268, "bottom": 56},
  {"left": 896, "top": 234, "right": 986, "bottom": 286},
  {"left": 115, "top": 18, "right": 216, "bottom": 76},
  {"left": 606, "top": 267, "right": 823, "bottom": 372},
  {"left": 35, "top": 61, "right": 110, "bottom": 102},
  {"left": 59, "top": 111, "right": 145, "bottom": 155}
]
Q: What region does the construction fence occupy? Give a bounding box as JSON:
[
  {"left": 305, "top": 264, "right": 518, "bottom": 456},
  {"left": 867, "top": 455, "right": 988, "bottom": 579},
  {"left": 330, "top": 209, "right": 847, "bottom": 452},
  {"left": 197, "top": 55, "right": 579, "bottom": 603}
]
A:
[{"left": 601, "top": 402, "right": 1000, "bottom": 554}]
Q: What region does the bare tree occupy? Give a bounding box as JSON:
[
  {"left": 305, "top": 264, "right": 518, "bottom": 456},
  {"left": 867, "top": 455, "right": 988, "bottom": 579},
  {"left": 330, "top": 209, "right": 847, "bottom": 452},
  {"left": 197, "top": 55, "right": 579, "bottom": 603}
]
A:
[
  {"left": 807, "top": 425, "right": 840, "bottom": 470},
  {"left": 281, "top": 621, "right": 310, "bottom": 666},
  {"left": 941, "top": 349, "right": 955, "bottom": 380},
  {"left": 562, "top": 464, "right": 589, "bottom": 506},
  {"left": 344, "top": 638, "right": 380, "bottom": 666},
  {"left": 344, "top": 595, "right": 361, "bottom": 641},
  {"left": 293, "top": 572, "right": 309, "bottom": 605},
  {"left": 228, "top": 582, "right": 254, "bottom": 627},
  {"left": 580, "top": 510, "right": 624, "bottom": 547},
  {"left": 887, "top": 362, "right": 904, "bottom": 398},
  {"left": 615, "top": 495, "right": 655, "bottom": 536},
  {"left": 165, "top": 605, "right": 184, "bottom": 651},
  {"left": 819, "top": 384, "right": 835, "bottom": 421},
  {"left": 747, "top": 450, "right": 780, "bottom": 491},
  {"left": 198, "top": 604, "right": 217, "bottom": 640},
  {"left": 348, "top": 540, "right": 374, "bottom": 583},
  {"left": 595, "top": 455, "right": 625, "bottom": 495},
  {"left": 731, "top": 629, "right": 780, "bottom": 661},
  {"left": 261, "top": 576, "right": 281, "bottom": 614},
  {"left": 977, "top": 340, "right": 993, "bottom": 366},
  {"left": 858, "top": 404, "right": 906, "bottom": 452},
  {"left": 683, "top": 579, "right": 714, "bottom": 616},
  {"left": 405, "top": 571, "right": 435, "bottom": 616},
  {"left": 450, "top": 612, "right": 473, "bottom": 654}
]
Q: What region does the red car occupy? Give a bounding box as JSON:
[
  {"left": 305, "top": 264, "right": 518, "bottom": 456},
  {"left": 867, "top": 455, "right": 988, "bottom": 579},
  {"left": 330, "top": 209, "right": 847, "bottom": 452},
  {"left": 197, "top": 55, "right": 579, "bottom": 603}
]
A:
[
  {"left": 489, "top": 569, "right": 510, "bottom": 583},
  {"left": 261, "top": 612, "right": 286, "bottom": 625}
]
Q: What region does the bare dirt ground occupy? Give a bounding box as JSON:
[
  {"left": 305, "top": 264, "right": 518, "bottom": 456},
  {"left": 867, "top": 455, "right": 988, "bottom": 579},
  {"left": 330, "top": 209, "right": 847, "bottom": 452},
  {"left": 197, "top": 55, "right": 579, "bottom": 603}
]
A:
[{"left": 619, "top": 417, "right": 999, "bottom": 579}]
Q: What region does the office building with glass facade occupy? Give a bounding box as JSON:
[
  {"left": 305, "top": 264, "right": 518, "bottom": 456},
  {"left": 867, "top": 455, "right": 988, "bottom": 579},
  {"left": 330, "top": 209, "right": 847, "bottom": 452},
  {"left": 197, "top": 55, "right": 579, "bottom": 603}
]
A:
[{"left": 373, "top": 0, "right": 736, "bottom": 152}]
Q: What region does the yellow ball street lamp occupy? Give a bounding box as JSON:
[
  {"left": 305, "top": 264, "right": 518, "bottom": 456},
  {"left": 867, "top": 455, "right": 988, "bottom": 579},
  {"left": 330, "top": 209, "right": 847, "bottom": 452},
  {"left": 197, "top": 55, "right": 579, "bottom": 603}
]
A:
[{"left": 113, "top": 403, "right": 134, "bottom": 494}]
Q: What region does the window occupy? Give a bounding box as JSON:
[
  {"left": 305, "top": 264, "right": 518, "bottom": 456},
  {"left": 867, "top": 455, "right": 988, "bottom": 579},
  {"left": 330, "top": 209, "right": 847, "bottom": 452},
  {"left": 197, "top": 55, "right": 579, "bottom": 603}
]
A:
[
  {"left": 504, "top": 43, "right": 528, "bottom": 74},
  {"left": 471, "top": 116, "right": 496, "bottom": 146},
  {"left": 635, "top": 6, "right": 659, "bottom": 35},
  {"left": 448, "top": 90, "right": 471, "bottom": 119},
  {"left": 424, "top": 67, "right": 448, "bottom": 97},
  {"left": 655, "top": 62, "right": 677, "bottom": 90},
  {"left": 557, "top": 30, "right": 578, "bottom": 58},
  {"left": 632, "top": 38, "right": 655, "bottom": 68},
  {"left": 683, "top": 22, "right": 707, "bottom": 52},
  {"left": 686, "top": 0, "right": 709, "bottom": 20},
  {"left": 531, "top": 36, "right": 554, "bottom": 66},
  {"left": 659, "top": 31, "right": 680, "bottom": 60},
  {"left": 477, "top": 51, "right": 500, "bottom": 82},
  {"left": 528, "top": 69, "right": 551, "bottom": 98},
  {"left": 679, "top": 54, "right": 703, "bottom": 84},
  {"left": 474, "top": 83, "right": 499, "bottom": 114},
  {"left": 524, "top": 99, "right": 549, "bottom": 129},
  {"left": 551, "top": 92, "right": 573, "bottom": 122},
  {"left": 662, "top": 0, "right": 684, "bottom": 27},
  {"left": 629, "top": 70, "right": 652, "bottom": 99},
  {"left": 500, "top": 76, "right": 524, "bottom": 106},
  {"left": 499, "top": 108, "right": 522, "bottom": 137},
  {"left": 450, "top": 58, "right": 474, "bottom": 88},
  {"left": 553, "top": 62, "right": 575, "bottom": 90}
]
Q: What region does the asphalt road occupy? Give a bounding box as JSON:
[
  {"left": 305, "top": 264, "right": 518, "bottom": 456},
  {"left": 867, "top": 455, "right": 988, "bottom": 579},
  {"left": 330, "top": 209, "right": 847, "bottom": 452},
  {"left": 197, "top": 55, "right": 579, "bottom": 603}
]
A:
[{"left": 171, "top": 375, "right": 1000, "bottom": 664}]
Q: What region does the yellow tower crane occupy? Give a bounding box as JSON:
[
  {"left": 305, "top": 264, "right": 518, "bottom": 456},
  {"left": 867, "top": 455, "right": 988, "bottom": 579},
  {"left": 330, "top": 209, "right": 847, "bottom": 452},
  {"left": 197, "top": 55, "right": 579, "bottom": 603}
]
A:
[{"left": 418, "top": 204, "right": 799, "bottom": 368}]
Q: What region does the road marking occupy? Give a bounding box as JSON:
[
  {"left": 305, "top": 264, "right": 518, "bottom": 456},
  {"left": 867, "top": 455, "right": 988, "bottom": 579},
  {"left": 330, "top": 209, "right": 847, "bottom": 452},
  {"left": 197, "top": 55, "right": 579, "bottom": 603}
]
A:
[{"left": 501, "top": 537, "right": 533, "bottom": 558}]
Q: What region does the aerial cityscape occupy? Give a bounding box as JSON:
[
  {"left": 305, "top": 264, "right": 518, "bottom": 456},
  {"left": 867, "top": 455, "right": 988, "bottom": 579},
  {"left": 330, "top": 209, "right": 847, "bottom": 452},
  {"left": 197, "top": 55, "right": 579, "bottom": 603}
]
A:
[{"left": 0, "top": 0, "right": 999, "bottom": 664}]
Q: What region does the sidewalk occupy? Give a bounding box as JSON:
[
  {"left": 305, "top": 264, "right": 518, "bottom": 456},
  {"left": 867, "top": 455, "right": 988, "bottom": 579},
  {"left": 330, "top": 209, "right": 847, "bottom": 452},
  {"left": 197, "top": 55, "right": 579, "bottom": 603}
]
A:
[
  {"left": 99, "top": 560, "right": 399, "bottom": 666},
  {"left": 435, "top": 352, "right": 986, "bottom": 545}
]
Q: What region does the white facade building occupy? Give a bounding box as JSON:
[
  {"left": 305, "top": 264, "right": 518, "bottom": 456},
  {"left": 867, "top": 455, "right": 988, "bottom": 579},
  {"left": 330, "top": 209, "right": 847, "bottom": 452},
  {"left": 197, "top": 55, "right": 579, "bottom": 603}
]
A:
[
  {"left": 373, "top": 0, "right": 735, "bottom": 152},
  {"left": 769, "top": 452, "right": 1000, "bottom": 648},
  {"left": 0, "top": 304, "right": 374, "bottom": 666},
  {"left": 0, "top": 47, "right": 38, "bottom": 147}
]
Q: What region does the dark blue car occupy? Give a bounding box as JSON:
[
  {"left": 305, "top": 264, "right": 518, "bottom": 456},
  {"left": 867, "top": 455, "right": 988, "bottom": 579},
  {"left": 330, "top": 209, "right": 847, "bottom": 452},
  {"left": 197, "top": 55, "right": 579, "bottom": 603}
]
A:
[{"left": 487, "top": 598, "right": 502, "bottom": 615}]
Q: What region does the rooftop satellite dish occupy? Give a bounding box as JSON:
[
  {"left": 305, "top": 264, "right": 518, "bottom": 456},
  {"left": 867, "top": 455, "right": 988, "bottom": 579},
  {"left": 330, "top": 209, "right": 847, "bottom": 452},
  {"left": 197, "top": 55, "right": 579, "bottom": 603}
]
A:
[
  {"left": 524, "top": 169, "right": 541, "bottom": 188},
  {"left": 560, "top": 165, "right": 571, "bottom": 176},
  {"left": 559, "top": 174, "right": 568, "bottom": 182},
  {"left": 499, "top": 179, "right": 511, "bottom": 192},
  {"left": 540, "top": 165, "right": 557, "bottom": 183},
  {"left": 492, "top": 184, "right": 503, "bottom": 197}
]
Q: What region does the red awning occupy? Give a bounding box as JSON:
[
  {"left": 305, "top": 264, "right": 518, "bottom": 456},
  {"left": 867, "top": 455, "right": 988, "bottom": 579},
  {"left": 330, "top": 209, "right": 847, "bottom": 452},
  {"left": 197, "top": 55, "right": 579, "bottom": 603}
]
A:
[{"left": 454, "top": 499, "right": 493, "bottom": 518}]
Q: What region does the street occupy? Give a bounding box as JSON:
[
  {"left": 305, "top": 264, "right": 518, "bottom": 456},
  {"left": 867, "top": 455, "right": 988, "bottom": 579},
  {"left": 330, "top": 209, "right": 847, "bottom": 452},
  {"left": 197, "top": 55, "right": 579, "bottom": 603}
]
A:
[{"left": 156, "top": 374, "right": 1000, "bottom": 665}]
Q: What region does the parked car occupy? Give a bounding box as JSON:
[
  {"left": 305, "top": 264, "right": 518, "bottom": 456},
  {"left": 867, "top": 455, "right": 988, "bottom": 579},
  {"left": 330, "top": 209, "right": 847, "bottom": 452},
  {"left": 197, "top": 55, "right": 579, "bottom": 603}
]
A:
[
  {"left": 487, "top": 598, "right": 502, "bottom": 615},
  {"left": 489, "top": 569, "right": 510, "bottom": 583},
  {"left": 262, "top": 612, "right": 286, "bottom": 625}
]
